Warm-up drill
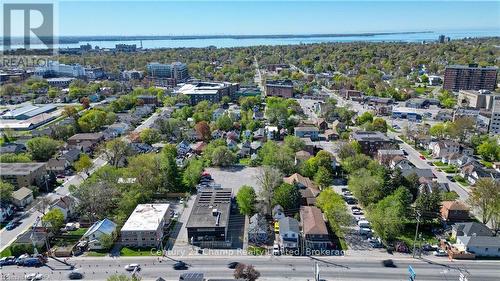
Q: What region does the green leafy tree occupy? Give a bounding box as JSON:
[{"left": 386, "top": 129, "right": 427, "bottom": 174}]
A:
[
  {"left": 356, "top": 111, "right": 374, "bottom": 125},
  {"left": 314, "top": 166, "right": 332, "bottom": 188},
  {"left": 140, "top": 128, "right": 161, "bottom": 145},
  {"left": 272, "top": 183, "right": 300, "bottom": 210},
  {"left": 284, "top": 135, "right": 305, "bottom": 152},
  {"left": 74, "top": 154, "right": 92, "bottom": 176},
  {"left": 467, "top": 178, "right": 500, "bottom": 226},
  {"left": 0, "top": 153, "right": 32, "bottom": 163},
  {"left": 182, "top": 159, "right": 204, "bottom": 190},
  {"left": 0, "top": 181, "right": 14, "bottom": 203},
  {"left": 256, "top": 166, "right": 282, "bottom": 214},
  {"left": 104, "top": 139, "right": 130, "bottom": 168},
  {"left": 160, "top": 144, "right": 183, "bottom": 192},
  {"left": 216, "top": 114, "right": 233, "bottom": 131},
  {"left": 477, "top": 138, "right": 500, "bottom": 162},
  {"left": 236, "top": 185, "right": 257, "bottom": 215},
  {"left": 211, "top": 146, "right": 236, "bottom": 167},
  {"left": 415, "top": 188, "right": 442, "bottom": 222},
  {"left": 367, "top": 187, "right": 409, "bottom": 241},
  {"left": 348, "top": 168, "right": 385, "bottom": 206},
  {"left": 316, "top": 189, "right": 351, "bottom": 236},
  {"left": 26, "top": 137, "right": 61, "bottom": 161},
  {"left": 259, "top": 141, "right": 295, "bottom": 175},
  {"left": 99, "top": 233, "right": 115, "bottom": 250},
  {"left": 42, "top": 208, "right": 65, "bottom": 234}
]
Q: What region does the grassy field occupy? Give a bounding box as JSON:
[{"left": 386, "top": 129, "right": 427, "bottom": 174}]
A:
[
  {"left": 453, "top": 175, "right": 469, "bottom": 187},
  {"left": 239, "top": 158, "right": 251, "bottom": 166},
  {"left": 397, "top": 221, "right": 440, "bottom": 248},
  {"left": 67, "top": 228, "right": 88, "bottom": 236},
  {"left": 0, "top": 247, "right": 12, "bottom": 258},
  {"left": 120, "top": 247, "right": 156, "bottom": 256}
]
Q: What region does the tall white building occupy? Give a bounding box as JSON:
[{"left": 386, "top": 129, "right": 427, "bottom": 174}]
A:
[
  {"left": 147, "top": 62, "right": 189, "bottom": 82},
  {"left": 35, "top": 61, "right": 85, "bottom": 78},
  {"left": 489, "top": 95, "right": 500, "bottom": 135}
]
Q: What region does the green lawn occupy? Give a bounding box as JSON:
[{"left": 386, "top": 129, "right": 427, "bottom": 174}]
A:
[
  {"left": 0, "top": 247, "right": 12, "bottom": 258},
  {"left": 397, "top": 221, "right": 440, "bottom": 248},
  {"left": 239, "top": 158, "right": 251, "bottom": 166},
  {"left": 442, "top": 167, "right": 458, "bottom": 174},
  {"left": 67, "top": 228, "right": 88, "bottom": 236},
  {"left": 247, "top": 245, "right": 267, "bottom": 256},
  {"left": 86, "top": 250, "right": 108, "bottom": 257},
  {"left": 433, "top": 161, "right": 447, "bottom": 167},
  {"left": 120, "top": 247, "right": 156, "bottom": 256},
  {"left": 480, "top": 160, "right": 493, "bottom": 168},
  {"left": 453, "top": 175, "right": 469, "bottom": 187}
]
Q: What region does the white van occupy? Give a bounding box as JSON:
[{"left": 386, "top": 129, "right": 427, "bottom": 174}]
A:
[
  {"left": 272, "top": 244, "right": 281, "bottom": 256},
  {"left": 358, "top": 220, "right": 370, "bottom": 228}
]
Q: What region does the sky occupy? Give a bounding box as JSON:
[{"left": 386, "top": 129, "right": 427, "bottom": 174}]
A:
[{"left": 56, "top": 1, "right": 500, "bottom": 36}]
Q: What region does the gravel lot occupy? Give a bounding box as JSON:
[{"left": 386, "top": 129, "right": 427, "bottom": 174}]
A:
[{"left": 205, "top": 166, "right": 262, "bottom": 193}]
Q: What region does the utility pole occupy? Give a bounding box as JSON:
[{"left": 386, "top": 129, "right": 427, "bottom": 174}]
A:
[{"left": 412, "top": 210, "right": 421, "bottom": 258}]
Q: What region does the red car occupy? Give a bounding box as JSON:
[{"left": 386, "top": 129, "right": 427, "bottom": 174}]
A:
[{"left": 419, "top": 155, "right": 426, "bottom": 160}]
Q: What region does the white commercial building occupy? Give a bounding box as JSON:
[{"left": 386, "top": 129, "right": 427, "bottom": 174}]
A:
[
  {"left": 120, "top": 204, "right": 171, "bottom": 248},
  {"left": 490, "top": 95, "right": 500, "bottom": 135}
]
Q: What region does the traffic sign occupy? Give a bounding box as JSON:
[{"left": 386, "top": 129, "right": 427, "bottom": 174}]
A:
[{"left": 408, "top": 265, "right": 416, "bottom": 280}]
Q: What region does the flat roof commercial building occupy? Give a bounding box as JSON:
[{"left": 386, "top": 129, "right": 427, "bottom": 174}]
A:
[
  {"left": 458, "top": 90, "right": 499, "bottom": 110},
  {"left": 444, "top": 64, "right": 497, "bottom": 92},
  {"left": 121, "top": 204, "right": 171, "bottom": 248},
  {"left": 1, "top": 104, "right": 57, "bottom": 120},
  {"left": 0, "top": 163, "right": 47, "bottom": 188},
  {"left": 176, "top": 82, "right": 239, "bottom": 105},
  {"left": 265, "top": 79, "right": 294, "bottom": 98},
  {"left": 350, "top": 131, "right": 395, "bottom": 156},
  {"left": 186, "top": 188, "right": 232, "bottom": 246}
]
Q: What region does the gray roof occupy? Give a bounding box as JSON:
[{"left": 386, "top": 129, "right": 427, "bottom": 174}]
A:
[
  {"left": 0, "top": 162, "right": 46, "bottom": 175},
  {"left": 12, "top": 187, "right": 33, "bottom": 200},
  {"left": 83, "top": 218, "right": 116, "bottom": 238},
  {"left": 453, "top": 222, "right": 492, "bottom": 237},
  {"left": 186, "top": 189, "right": 232, "bottom": 229},
  {"left": 351, "top": 131, "right": 390, "bottom": 142},
  {"left": 459, "top": 236, "right": 500, "bottom": 248},
  {"left": 295, "top": 126, "right": 319, "bottom": 132},
  {"left": 401, "top": 168, "right": 434, "bottom": 179},
  {"left": 279, "top": 217, "right": 299, "bottom": 233}
]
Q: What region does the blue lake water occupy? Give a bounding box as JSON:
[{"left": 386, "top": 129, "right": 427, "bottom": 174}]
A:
[{"left": 10, "top": 30, "right": 500, "bottom": 50}]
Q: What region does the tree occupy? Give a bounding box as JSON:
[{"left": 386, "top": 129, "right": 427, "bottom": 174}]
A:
[
  {"left": 284, "top": 135, "right": 305, "bottom": 152},
  {"left": 272, "top": 183, "right": 300, "bottom": 210},
  {"left": 211, "top": 146, "right": 236, "bottom": 167},
  {"left": 367, "top": 187, "right": 408, "bottom": 241},
  {"left": 216, "top": 114, "right": 233, "bottom": 131},
  {"left": 415, "top": 188, "right": 442, "bottom": 222},
  {"left": 42, "top": 208, "right": 64, "bottom": 234},
  {"left": 356, "top": 111, "right": 374, "bottom": 125},
  {"left": 74, "top": 154, "right": 92, "bottom": 176},
  {"left": 0, "top": 181, "right": 14, "bottom": 203},
  {"left": 342, "top": 154, "right": 372, "bottom": 174},
  {"left": 314, "top": 166, "right": 332, "bottom": 188},
  {"left": 99, "top": 233, "right": 115, "bottom": 250},
  {"left": 429, "top": 123, "right": 447, "bottom": 139},
  {"left": 103, "top": 139, "right": 130, "bottom": 167},
  {"left": 337, "top": 142, "right": 358, "bottom": 160},
  {"left": 234, "top": 264, "right": 261, "bottom": 281},
  {"left": 194, "top": 121, "right": 211, "bottom": 141},
  {"left": 182, "top": 159, "right": 204, "bottom": 190},
  {"left": 26, "top": 137, "right": 61, "bottom": 161},
  {"left": 316, "top": 189, "right": 351, "bottom": 236},
  {"left": 348, "top": 168, "right": 385, "bottom": 206},
  {"left": 446, "top": 117, "right": 475, "bottom": 143},
  {"left": 259, "top": 141, "right": 295, "bottom": 174},
  {"left": 140, "top": 128, "right": 161, "bottom": 145},
  {"left": 71, "top": 181, "right": 119, "bottom": 222},
  {"left": 160, "top": 144, "right": 183, "bottom": 193},
  {"left": 477, "top": 137, "right": 500, "bottom": 162},
  {"left": 256, "top": 166, "right": 282, "bottom": 214},
  {"left": 468, "top": 178, "right": 500, "bottom": 225},
  {"left": 236, "top": 185, "right": 257, "bottom": 215}
]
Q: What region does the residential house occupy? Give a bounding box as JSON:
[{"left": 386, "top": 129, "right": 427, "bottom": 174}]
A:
[
  {"left": 129, "top": 142, "right": 156, "bottom": 154},
  {"left": 400, "top": 168, "right": 435, "bottom": 183},
  {"left": 452, "top": 222, "right": 492, "bottom": 239},
  {"left": 295, "top": 150, "right": 312, "bottom": 165},
  {"left": 314, "top": 118, "right": 328, "bottom": 132},
  {"left": 133, "top": 105, "right": 154, "bottom": 118},
  {"left": 177, "top": 140, "right": 191, "bottom": 155},
  {"left": 279, "top": 217, "right": 300, "bottom": 251},
  {"left": 272, "top": 205, "right": 285, "bottom": 221},
  {"left": 455, "top": 236, "right": 500, "bottom": 258},
  {"left": 300, "top": 206, "right": 331, "bottom": 252},
  {"left": 431, "top": 140, "right": 460, "bottom": 159},
  {"left": 253, "top": 128, "right": 265, "bottom": 140},
  {"left": 191, "top": 141, "right": 207, "bottom": 154},
  {"left": 67, "top": 133, "right": 104, "bottom": 147},
  {"left": 294, "top": 127, "right": 319, "bottom": 141},
  {"left": 441, "top": 201, "right": 470, "bottom": 222},
  {"left": 324, "top": 129, "right": 339, "bottom": 141},
  {"left": 211, "top": 129, "right": 224, "bottom": 139},
  {"left": 50, "top": 196, "right": 77, "bottom": 220},
  {"left": 212, "top": 108, "right": 226, "bottom": 120},
  {"left": 11, "top": 187, "right": 34, "bottom": 207},
  {"left": 46, "top": 158, "right": 69, "bottom": 174},
  {"left": 377, "top": 149, "right": 404, "bottom": 166},
  {"left": 390, "top": 157, "right": 413, "bottom": 170},
  {"left": 82, "top": 218, "right": 117, "bottom": 250},
  {"left": 15, "top": 227, "right": 50, "bottom": 248},
  {"left": 284, "top": 173, "right": 320, "bottom": 206},
  {"left": 226, "top": 138, "right": 238, "bottom": 150},
  {"left": 60, "top": 148, "right": 81, "bottom": 165},
  {"left": 0, "top": 143, "right": 26, "bottom": 154},
  {"left": 441, "top": 153, "right": 462, "bottom": 166},
  {"left": 248, "top": 214, "right": 269, "bottom": 244}
]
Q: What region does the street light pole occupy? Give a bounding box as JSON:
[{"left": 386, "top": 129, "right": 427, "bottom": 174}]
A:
[{"left": 412, "top": 211, "right": 421, "bottom": 258}]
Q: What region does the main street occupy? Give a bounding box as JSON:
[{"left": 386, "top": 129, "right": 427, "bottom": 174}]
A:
[{"left": 1, "top": 254, "right": 499, "bottom": 281}]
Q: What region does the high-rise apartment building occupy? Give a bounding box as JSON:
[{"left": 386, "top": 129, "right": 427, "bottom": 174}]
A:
[{"left": 443, "top": 64, "right": 497, "bottom": 92}]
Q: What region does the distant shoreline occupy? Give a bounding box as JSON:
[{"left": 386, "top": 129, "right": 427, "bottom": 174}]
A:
[{"left": 3, "top": 31, "right": 433, "bottom": 45}]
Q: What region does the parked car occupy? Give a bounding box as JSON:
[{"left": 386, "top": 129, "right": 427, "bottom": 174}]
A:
[
  {"left": 382, "top": 259, "right": 396, "bottom": 267},
  {"left": 419, "top": 155, "right": 426, "bottom": 160},
  {"left": 358, "top": 220, "right": 370, "bottom": 228},
  {"left": 352, "top": 209, "right": 363, "bottom": 215},
  {"left": 5, "top": 220, "right": 21, "bottom": 230},
  {"left": 227, "top": 262, "right": 240, "bottom": 269},
  {"left": 0, "top": 256, "right": 16, "bottom": 266},
  {"left": 433, "top": 250, "right": 448, "bottom": 257},
  {"left": 422, "top": 244, "right": 439, "bottom": 252},
  {"left": 68, "top": 271, "right": 84, "bottom": 280},
  {"left": 173, "top": 261, "right": 188, "bottom": 270},
  {"left": 23, "top": 258, "right": 43, "bottom": 267},
  {"left": 124, "top": 263, "right": 141, "bottom": 271},
  {"left": 359, "top": 228, "right": 372, "bottom": 236},
  {"left": 24, "top": 273, "right": 43, "bottom": 280}
]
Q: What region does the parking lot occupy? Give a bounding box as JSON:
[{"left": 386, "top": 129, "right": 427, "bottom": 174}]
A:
[
  {"left": 205, "top": 166, "right": 261, "bottom": 193},
  {"left": 331, "top": 185, "right": 382, "bottom": 251}
]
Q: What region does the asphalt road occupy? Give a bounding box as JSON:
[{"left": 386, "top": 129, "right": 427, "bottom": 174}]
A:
[{"left": 1, "top": 255, "right": 498, "bottom": 281}]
